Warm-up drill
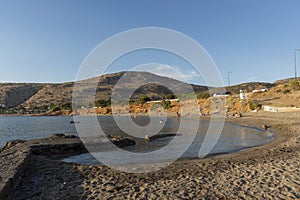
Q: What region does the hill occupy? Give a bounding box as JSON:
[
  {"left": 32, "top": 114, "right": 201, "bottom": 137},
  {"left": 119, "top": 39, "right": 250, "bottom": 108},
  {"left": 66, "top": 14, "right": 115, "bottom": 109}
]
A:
[
  {"left": 224, "top": 82, "right": 274, "bottom": 94},
  {"left": 1, "top": 71, "right": 299, "bottom": 115},
  {"left": 0, "top": 83, "right": 44, "bottom": 108},
  {"left": 0, "top": 71, "right": 208, "bottom": 110}
]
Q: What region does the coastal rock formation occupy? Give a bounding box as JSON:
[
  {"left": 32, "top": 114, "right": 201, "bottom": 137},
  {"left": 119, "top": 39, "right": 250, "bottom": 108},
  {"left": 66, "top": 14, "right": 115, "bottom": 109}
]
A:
[
  {"left": 1, "top": 140, "right": 25, "bottom": 152},
  {"left": 107, "top": 135, "right": 136, "bottom": 148},
  {"left": 0, "top": 134, "right": 84, "bottom": 200},
  {"left": 149, "top": 133, "right": 177, "bottom": 140},
  {"left": 50, "top": 133, "right": 78, "bottom": 139}
]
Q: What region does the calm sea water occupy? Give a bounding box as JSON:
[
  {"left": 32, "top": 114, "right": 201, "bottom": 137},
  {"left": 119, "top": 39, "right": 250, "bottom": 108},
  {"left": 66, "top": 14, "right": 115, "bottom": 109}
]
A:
[
  {"left": 0, "top": 116, "right": 274, "bottom": 162},
  {"left": 0, "top": 116, "right": 78, "bottom": 147}
]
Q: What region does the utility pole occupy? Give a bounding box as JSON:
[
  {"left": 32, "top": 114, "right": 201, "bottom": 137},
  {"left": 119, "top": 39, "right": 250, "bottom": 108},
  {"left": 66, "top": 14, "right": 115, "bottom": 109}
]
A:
[
  {"left": 295, "top": 49, "right": 300, "bottom": 80},
  {"left": 228, "top": 72, "right": 232, "bottom": 87}
]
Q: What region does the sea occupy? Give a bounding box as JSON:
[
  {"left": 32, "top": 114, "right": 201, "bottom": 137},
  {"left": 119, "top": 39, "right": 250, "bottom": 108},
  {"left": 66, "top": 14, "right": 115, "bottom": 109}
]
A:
[{"left": 0, "top": 116, "right": 274, "bottom": 164}]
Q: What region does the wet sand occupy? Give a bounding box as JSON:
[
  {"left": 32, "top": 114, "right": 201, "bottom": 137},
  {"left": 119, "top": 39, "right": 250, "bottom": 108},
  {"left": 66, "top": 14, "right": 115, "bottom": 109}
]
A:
[{"left": 9, "top": 112, "right": 300, "bottom": 199}]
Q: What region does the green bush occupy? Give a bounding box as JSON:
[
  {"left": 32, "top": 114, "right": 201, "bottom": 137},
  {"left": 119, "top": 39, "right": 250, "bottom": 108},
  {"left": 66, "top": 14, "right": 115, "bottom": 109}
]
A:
[
  {"left": 128, "top": 100, "right": 136, "bottom": 105},
  {"left": 161, "top": 100, "right": 171, "bottom": 110},
  {"left": 165, "top": 94, "right": 177, "bottom": 99},
  {"left": 248, "top": 100, "right": 259, "bottom": 110},
  {"left": 51, "top": 105, "right": 61, "bottom": 112},
  {"left": 137, "top": 96, "right": 151, "bottom": 104},
  {"left": 61, "top": 102, "right": 72, "bottom": 110},
  {"left": 94, "top": 99, "right": 111, "bottom": 107}
]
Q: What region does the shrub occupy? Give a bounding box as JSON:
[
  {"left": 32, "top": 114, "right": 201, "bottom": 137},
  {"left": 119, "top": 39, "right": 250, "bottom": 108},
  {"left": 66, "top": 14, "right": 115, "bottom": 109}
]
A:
[
  {"left": 94, "top": 99, "right": 111, "bottom": 107},
  {"left": 283, "top": 89, "right": 291, "bottom": 94},
  {"left": 128, "top": 100, "right": 136, "bottom": 105},
  {"left": 137, "top": 96, "right": 151, "bottom": 104},
  {"left": 161, "top": 100, "right": 171, "bottom": 110},
  {"left": 51, "top": 105, "right": 61, "bottom": 112},
  {"left": 248, "top": 100, "right": 259, "bottom": 110},
  {"left": 165, "top": 94, "right": 177, "bottom": 99},
  {"left": 61, "top": 102, "right": 72, "bottom": 110},
  {"left": 40, "top": 105, "right": 49, "bottom": 111}
]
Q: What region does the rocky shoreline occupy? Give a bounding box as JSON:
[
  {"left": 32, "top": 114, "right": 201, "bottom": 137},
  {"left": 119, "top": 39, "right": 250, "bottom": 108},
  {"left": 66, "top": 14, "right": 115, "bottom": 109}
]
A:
[{"left": 0, "top": 112, "right": 299, "bottom": 199}]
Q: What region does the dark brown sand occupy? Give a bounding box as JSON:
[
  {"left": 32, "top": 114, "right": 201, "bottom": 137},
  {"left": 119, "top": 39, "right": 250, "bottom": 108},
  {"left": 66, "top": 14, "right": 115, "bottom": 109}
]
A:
[{"left": 11, "top": 112, "right": 300, "bottom": 199}]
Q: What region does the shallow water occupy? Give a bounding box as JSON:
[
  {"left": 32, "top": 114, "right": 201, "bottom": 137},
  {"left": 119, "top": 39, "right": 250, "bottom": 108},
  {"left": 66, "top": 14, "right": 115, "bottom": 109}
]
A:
[
  {"left": 59, "top": 115, "right": 275, "bottom": 164},
  {"left": 0, "top": 116, "right": 274, "bottom": 164},
  {"left": 0, "top": 116, "right": 77, "bottom": 147}
]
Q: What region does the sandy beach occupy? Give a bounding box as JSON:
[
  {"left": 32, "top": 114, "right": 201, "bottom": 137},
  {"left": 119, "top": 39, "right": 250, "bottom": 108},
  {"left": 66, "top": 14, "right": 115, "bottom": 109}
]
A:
[{"left": 1, "top": 112, "right": 299, "bottom": 199}]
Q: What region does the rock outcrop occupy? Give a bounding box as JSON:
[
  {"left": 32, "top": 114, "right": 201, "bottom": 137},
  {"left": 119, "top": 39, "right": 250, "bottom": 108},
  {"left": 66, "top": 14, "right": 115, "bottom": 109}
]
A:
[{"left": 107, "top": 135, "right": 136, "bottom": 148}]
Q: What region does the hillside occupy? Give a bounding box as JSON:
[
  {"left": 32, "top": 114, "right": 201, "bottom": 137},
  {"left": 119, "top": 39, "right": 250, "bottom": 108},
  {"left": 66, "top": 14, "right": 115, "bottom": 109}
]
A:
[
  {"left": 0, "top": 83, "right": 44, "bottom": 108},
  {"left": 223, "top": 82, "right": 274, "bottom": 94},
  {"left": 1, "top": 71, "right": 299, "bottom": 115},
  {"left": 0, "top": 71, "right": 208, "bottom": 110}
]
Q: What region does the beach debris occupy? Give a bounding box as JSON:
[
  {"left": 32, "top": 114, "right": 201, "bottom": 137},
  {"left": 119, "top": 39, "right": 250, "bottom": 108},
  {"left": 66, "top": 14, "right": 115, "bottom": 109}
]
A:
[
  {"left": 160, "top": 119, "right": 164, "bottom": 124},
  {"left": 225, "top": 112, "right": 242, "bottom": 118},
  {"left": 144, "top": 135, "right": 150, "bottom": 143},
  {"left": 261, "top": 124, "right": 271, "bottom": 130},
  {"left": 234, "top": 112, "right": 242, "bottom": 118}
]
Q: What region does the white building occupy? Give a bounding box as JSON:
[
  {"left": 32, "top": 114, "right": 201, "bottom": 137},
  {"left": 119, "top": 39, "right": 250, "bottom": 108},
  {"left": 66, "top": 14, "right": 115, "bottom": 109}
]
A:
[
  {"left": 240, "top": 90, "right": 248, "bottom": 100},
  {"left": 252, "top": 88, "right": 268, "bottom": 93}
]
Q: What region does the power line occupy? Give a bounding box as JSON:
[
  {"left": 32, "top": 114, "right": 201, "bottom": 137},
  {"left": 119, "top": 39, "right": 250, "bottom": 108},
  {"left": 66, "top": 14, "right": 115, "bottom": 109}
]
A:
[
  {"left": 227, "top": 72, "right": 232, "bottom": 87},
  {"left": 295, "top": 49, "right": 300, "bottom": 80}
]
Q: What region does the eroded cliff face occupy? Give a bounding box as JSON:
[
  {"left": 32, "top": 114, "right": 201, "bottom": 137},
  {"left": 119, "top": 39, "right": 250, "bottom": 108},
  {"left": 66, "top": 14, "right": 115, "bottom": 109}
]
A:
[{"left": 0, "top": 83, "right": 44, "bottom": 108}]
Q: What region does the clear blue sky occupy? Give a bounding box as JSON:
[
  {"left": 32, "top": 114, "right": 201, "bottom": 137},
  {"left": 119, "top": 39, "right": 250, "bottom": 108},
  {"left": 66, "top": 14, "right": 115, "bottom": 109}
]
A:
[{"left": 1, "top": 0, "right": 300, "bottom": 85}]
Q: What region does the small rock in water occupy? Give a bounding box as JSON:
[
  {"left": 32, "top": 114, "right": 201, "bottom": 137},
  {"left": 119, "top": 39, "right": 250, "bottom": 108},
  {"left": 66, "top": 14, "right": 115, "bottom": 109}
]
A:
[{"left": 70, "top": 120, "right": 80, "bottom": 124}]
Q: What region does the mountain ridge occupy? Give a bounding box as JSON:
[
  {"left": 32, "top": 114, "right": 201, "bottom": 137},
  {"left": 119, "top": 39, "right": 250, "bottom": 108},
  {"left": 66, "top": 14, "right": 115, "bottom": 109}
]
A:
[{"left": 0, "top": 71, "right": 295, "bottom": 109}]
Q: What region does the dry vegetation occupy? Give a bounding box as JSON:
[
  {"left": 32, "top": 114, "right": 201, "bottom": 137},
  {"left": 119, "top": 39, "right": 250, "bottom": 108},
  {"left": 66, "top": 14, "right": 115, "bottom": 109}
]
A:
[{"left": 1, "top": 72, "right": 300, "bottom": 115}]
